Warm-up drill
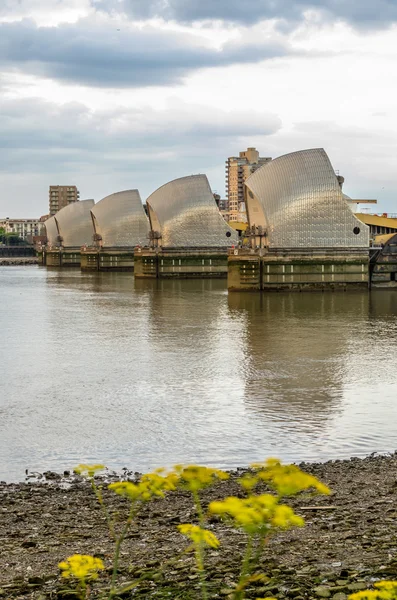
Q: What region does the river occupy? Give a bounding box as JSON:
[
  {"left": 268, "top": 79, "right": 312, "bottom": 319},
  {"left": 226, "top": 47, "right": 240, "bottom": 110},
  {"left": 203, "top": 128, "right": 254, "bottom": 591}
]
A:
[{"left": 1, "top": 266, "right": 397, "bottom": 482}]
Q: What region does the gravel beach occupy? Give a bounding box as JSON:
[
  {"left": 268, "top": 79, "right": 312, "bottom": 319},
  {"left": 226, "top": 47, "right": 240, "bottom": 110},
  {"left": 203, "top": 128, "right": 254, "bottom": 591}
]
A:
[{"left": 1, "top": 454, "right": 397, "bottom": 599}]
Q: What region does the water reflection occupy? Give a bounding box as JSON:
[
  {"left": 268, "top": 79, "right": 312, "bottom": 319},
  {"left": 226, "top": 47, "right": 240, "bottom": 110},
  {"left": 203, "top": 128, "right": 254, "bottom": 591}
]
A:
[
  {"left": 228, "top": 290, "right": 397, "bottom": 457},
  {"left": 228, "top": 292, "right": 368, "bottom": 413}
]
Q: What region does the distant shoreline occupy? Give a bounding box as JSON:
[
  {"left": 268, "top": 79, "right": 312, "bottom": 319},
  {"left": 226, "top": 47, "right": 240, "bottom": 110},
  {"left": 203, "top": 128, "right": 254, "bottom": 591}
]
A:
[{"left": 0, "top": 257, "right": 38, "bottom": 266}]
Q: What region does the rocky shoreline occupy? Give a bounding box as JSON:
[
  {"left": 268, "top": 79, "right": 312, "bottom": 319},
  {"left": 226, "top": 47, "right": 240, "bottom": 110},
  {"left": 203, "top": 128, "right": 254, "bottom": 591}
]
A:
[
  {"left": 0, "top": 258, "right": 38, "bottom": 266},
  {"left": 1, "top": 454, "right": 397, "bottom": 599}
]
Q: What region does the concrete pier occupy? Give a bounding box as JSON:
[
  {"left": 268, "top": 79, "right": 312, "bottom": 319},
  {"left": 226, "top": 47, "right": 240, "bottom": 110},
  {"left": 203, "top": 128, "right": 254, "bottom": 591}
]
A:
[
  {"left": 43, "top": 249, "right": 61, "bottom": 267},
  {"left": 42, "top": 249, "right": 81, "bottom": 267},
  {"left": 134, "top": 248, "right": 229, "bottom": 279},
  {"left": 228, "top": 248, "right": 369, "bottom": 291},
  {"left": 80, "top": 248, "right": 135, "bottom": 272},
  {"left": 37, "top": 249, "right": 45, "bottom": 265}
]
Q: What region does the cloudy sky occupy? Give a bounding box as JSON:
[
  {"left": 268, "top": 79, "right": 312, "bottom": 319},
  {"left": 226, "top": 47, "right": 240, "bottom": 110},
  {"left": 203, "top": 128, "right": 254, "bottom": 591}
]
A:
[{"left": 1, "top": 0, "right": 397, "bottom": 217}]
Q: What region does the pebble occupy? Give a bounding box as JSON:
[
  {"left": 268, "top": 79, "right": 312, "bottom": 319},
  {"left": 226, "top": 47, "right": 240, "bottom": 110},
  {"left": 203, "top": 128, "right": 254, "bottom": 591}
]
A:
[
  {"left": 314, "top": 586, "right": 332, "bottom": 597},
  {"left": 348, "top": 582, "right": 368, "bottom": 591},
  {"left": 2, "top": 454, "right": 397, "bottom": 598}
]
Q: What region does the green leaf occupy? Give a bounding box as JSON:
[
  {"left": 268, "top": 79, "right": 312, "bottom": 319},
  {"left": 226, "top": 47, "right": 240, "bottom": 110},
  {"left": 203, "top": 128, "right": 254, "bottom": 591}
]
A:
[{"left": 111, "top": 580, "right": 141, "bottom": 595}]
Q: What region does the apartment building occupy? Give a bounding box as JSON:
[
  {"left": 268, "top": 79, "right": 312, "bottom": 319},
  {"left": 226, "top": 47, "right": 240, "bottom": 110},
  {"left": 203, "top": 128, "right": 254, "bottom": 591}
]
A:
[
  {"left": 225, "top": 148, "right": 272, "bottom": 221},
  {"left": 0, "top": 218, "right": 43, "bottom": 242},
  {"left": 49, "top": 185, "right": 80, "bottom": 216}
]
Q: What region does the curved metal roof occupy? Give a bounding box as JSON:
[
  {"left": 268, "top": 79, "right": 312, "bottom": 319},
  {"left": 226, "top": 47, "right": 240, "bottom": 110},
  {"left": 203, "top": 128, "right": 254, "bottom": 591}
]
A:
[
  {"left": 146, "top": 174, "right": 238, "bottom": 248},
  {"left": 245, "top": 148, "right": 369, "bottom": 248},
  {"left": 91, "top": 190, "right": 149, "bottom": 248},
  {"left": 54, "top": 199, "right": 95, "bottom": 248},
  {"left": 44, "top": 216, "right": 59, "bottom": 247}
]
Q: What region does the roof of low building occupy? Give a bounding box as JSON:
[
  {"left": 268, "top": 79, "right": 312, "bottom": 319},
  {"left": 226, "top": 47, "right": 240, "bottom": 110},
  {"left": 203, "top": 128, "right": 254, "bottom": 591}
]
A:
[{"left": 356, "top": 213, "right": 397, "bottom": 228}]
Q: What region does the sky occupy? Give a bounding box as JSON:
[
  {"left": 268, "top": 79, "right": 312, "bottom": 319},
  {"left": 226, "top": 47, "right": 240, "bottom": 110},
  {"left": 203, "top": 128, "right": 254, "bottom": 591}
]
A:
[{"left": 1, "top": 0, "right": 397, "bottom": 217}]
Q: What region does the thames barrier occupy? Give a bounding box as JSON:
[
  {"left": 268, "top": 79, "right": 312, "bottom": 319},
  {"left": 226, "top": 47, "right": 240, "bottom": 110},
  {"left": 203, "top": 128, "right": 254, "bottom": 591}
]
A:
[{"left": 39, "top": 147, "right": 397, "bottom": 290}]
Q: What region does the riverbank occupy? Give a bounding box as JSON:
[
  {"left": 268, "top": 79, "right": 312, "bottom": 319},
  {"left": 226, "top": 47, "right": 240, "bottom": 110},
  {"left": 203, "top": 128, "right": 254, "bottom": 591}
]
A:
[
  {"left": 1, "top": 454, "right": 397, "bottom": 599},
  {"left": 0, "top": 257, "right": 38, "bottom": 266}
]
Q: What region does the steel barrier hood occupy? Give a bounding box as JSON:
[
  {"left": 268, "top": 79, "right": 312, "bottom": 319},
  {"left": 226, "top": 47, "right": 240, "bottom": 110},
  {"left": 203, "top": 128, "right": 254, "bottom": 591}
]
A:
[
  {"left": 245, "top": 148, "right": 369, "bottom": 248},
  {"left": 146, "top": 174, "right": 238, "bottom": 248},
  {"left": 44, "top": 216, "right": 59, "bottom": 247},
  {"left": 54, "top": 199, "right": 95, "bottom": 248},
  {"left": 91, "top": 190, "right": 149, "bottom": 248}
]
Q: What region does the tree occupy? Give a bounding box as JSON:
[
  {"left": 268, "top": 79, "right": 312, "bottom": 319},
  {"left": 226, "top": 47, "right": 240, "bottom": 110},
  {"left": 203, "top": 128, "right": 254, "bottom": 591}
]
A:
[{"left": 3, "top": 233, "right": 23, "bottom": 246}]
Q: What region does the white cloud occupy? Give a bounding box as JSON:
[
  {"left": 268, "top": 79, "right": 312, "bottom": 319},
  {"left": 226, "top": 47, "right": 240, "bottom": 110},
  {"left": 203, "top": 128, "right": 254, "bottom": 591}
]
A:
[{"left": 0, "top": 0, "right": 93, "bottom": 25}]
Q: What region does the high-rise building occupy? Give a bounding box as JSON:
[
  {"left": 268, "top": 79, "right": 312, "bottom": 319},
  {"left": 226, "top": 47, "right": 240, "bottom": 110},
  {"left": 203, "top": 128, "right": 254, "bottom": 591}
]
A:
[
  {"left": 49, "top": 185, "right": 80, "bottom": 216},
  {"left": 226, "top": 148, "right": 272, "bottom": 221}
]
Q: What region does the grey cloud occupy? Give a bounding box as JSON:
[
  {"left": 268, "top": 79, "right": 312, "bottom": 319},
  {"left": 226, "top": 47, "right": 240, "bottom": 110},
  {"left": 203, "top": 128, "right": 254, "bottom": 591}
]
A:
[
  {"left": 0, "top": 97, "right": 281, "bottom": 153},
  {"left": 95, "top": 0, "right": 397, "bottom": 28},
  {"left": 0, "top": 96, "right": 281, "bottom": 214},
  {"left": 0, "top": 19, "right": 287, "bottom": 88},
  {"left": 0, "top": 96, "right": 281, "bottom": 200}
]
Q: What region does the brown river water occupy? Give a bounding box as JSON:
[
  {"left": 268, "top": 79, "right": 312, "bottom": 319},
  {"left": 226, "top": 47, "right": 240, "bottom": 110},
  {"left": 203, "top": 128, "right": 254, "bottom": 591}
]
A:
[{"left": 1, "top": 266, "right": 397, "bottom": 482}]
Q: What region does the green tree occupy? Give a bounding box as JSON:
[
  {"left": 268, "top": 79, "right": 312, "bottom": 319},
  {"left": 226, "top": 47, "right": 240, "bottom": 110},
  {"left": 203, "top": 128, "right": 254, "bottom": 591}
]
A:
[{"left": 4, "top": 232, "right": 23, "bottom": 245}]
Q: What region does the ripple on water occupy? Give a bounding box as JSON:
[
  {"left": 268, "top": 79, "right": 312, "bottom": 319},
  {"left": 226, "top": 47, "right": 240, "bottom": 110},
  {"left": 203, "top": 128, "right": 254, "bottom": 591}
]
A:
[{"left": 1, "top": 268, "right": 397, "bottom": 481}]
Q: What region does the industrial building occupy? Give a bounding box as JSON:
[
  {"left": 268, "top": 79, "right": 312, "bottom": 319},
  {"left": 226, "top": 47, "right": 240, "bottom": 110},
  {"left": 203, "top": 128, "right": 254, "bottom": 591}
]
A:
[
  {"left": 43, "top": 216, "right": 59, "bottom": 247},
  {"left": 39, "top": 147, "right": 397, "bottom": 290},
  {"left": 43, "top": 200, "right": 94, "bottom": 266},
  {"left": 245, "top": 148, "right": 368, "bottom": 249},
  {"left": 81, "top": 190, "right": 150, "bottom": 271},
  {"left": 91, "top": 190, "right": 149, "bottom": 248},
  {"left": 355, "top": 213, "right": 397, "bottom": 240},
  {"left": 145, "top": 174, "right": 237, "bottom": 248},
  {"left": 229, "top": 148, "right": 370, "bottom": 291}
]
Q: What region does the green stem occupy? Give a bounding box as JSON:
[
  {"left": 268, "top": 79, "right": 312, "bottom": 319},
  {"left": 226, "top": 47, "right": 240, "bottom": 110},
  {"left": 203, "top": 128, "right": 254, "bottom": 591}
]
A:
[
  {"left": 195, "top": 542, "right": 208, "bottom": 600},
  {"left": 252, "top": 534, "right": 268, "bottom": 568},
  {"left": 90, "top": 479, "right": 116, "bottom": 540},
  {"left": 102, "top": 544, "right": 196, "bottom": 599},
  {"left": 192, "top": 489, "right": 208, "bottom": 600},
  {"left": 79, "top": 578, "right": 87, "bottom": 600},
  {"left": 234, "top": 534, "right": 254, "bottom": 600},
  {"left": 108, "top": 502, "right": 138, "bottom": 599},
  {"left": 192, "top": 489, "right": 205, "bottom": 526}
]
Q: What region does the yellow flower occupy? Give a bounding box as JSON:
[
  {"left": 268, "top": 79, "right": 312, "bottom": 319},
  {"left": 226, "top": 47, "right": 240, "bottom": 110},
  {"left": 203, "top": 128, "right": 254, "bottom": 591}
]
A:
[
  {"left": 238, "top": 473, "right": 259, "bottom": 494},
  {"left": 108, "top": 481, "right": 142, "bottom": 500},
  {"left": 139, "top": 472, "right": 178, "bottom": 498},
  {"left": 109, "top": 472, "right": 177, "bottom": 502},
  {"left": 375, "top": 583, "right": 397, "bottom": 592},
  {"left": 178, "top": 524, "right": 220, "bottom": 549},
  {"left": 209, "top": 494, "right": 304, "bottom": 535},
  {"left": 349, "top": 593, "right": 377, "bottom": 600},
  {"left": 251, "top": 459, "right": 330, "bottom": 497},
  {"left": 173, "top": 465, "right": 229, "bottom": 492},
  {"left": 74, "top": 464, "right": 105, "bottom": 477},
  {"left": 272, "top": 504, "right": 304, "bottom": 528},
  {"left": 59, "top": 555, "right": 105, "bottom": 580},
  {"left": 349, "top": 582, "right": 397, "bottom": 600}
]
